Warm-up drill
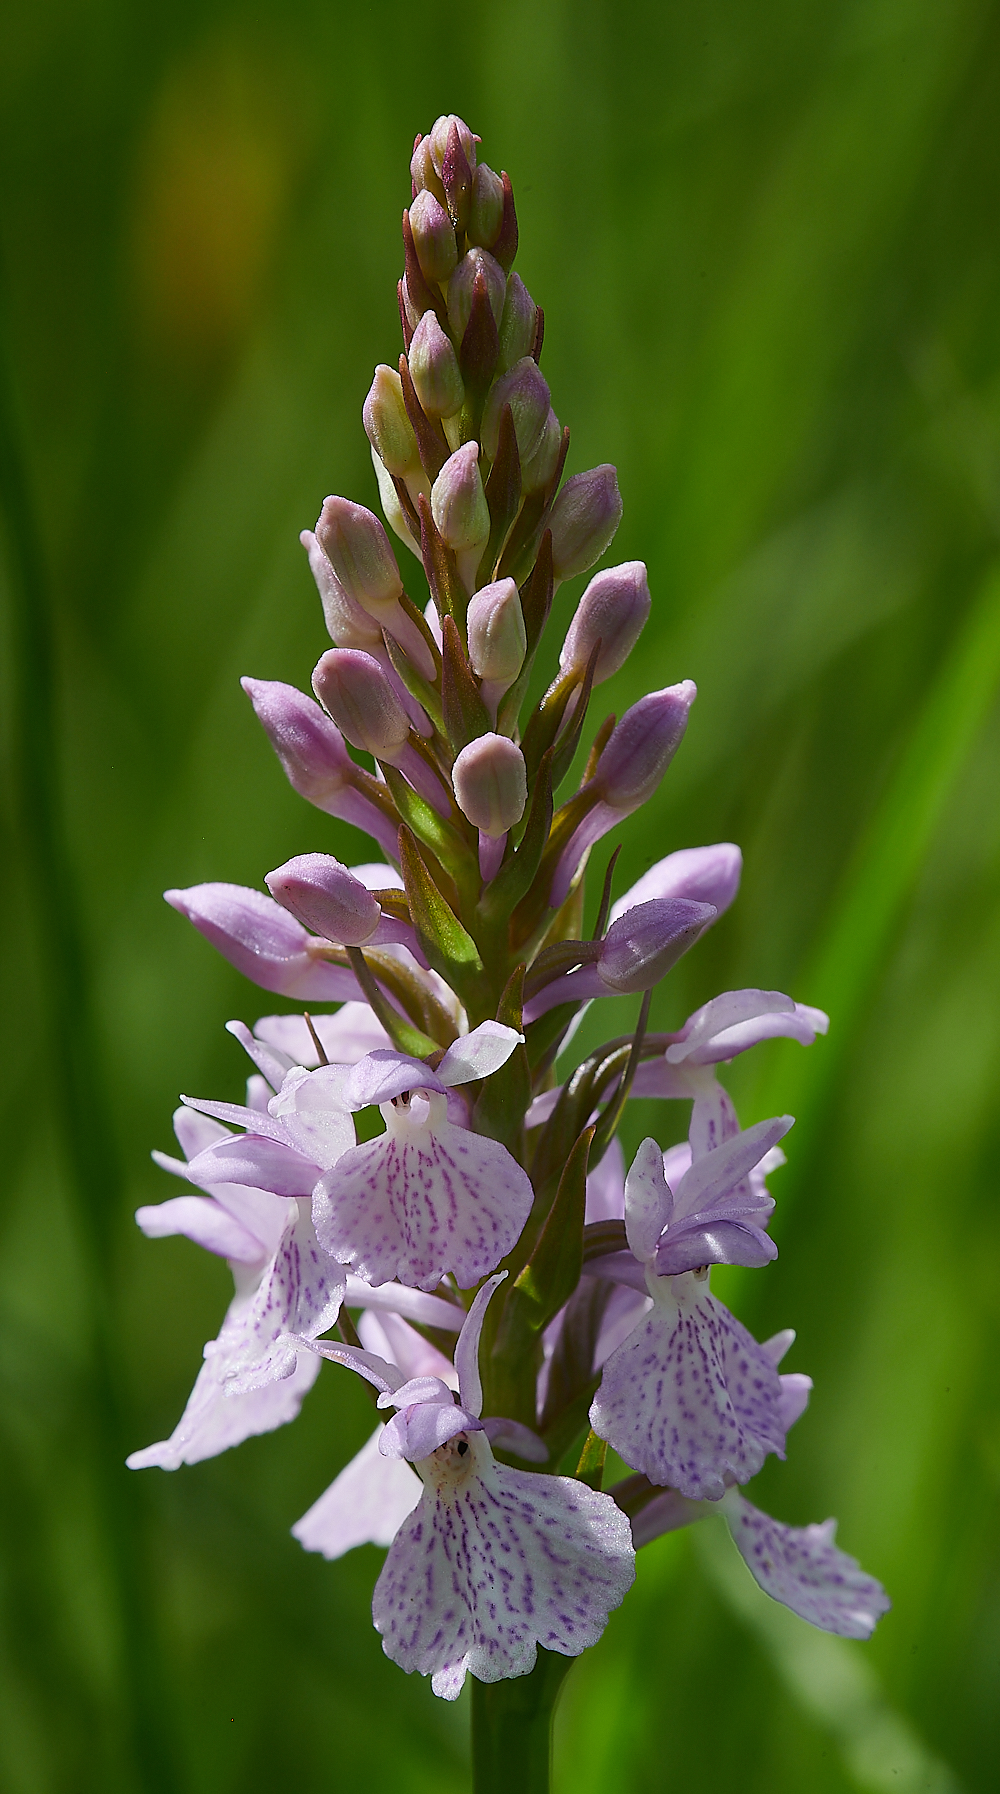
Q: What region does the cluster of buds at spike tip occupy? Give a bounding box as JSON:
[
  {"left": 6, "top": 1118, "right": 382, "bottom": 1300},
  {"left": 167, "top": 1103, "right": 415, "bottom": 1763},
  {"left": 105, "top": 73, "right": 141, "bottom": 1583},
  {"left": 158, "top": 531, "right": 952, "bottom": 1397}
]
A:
[{"left": 140, "top": 111, "right": 889, "bottom": 1738}]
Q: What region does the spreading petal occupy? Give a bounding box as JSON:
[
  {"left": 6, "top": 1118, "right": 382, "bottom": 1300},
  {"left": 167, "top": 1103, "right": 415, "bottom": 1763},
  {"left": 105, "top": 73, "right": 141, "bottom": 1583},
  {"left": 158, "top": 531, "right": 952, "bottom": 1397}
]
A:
[
  {"left": 126, "top": 1295, "right": 320, "bottom": 1470},
  {"left": 292, "top": 1426, "right": 422, "bottom": 1558},
  {"left": 372, "top": 1430, "right": 635, "bottom": 1699},
  {"left": 313, "top": 1094, "right": 533, "bottom": 1290},
  {"left": 135, "top": 1195, "right": 268, "bottom": 1265},
  {"left": 436, "top": 1021, "right": 523, "bottom": 1085},
  {"left": 624, "top": 1138, "right": 673, "bottom": 1264},
  {"left": 723, "top": 1493, "right": 890, "bottom": 1639},
  {"left": 590, "top": 1271, "right": 786, "bottom": 1500},
  {"left": 254, "top": 1004, "right": 392, "bottom": 1066}
]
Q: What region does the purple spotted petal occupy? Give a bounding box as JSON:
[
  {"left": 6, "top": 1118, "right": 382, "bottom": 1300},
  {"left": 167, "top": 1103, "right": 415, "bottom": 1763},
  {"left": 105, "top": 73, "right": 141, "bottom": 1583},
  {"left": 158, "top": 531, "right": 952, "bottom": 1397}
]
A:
[
  {"left": 589, "top": 1272, "right": 786, "bottom": 1500},
  {"left": 778, "top": 1372, "right": 813, "bottom": 1430},
  {"left": 185, "top": 1134, "right": 322, "bottom": 1198},
  {"left": 135, "top": 1195, "right": 269, "bottom": 1264},
  {"left": 689, "top": 1079, "right": 741, "bottom": 1159},
  {"left": 313, "top": 1099, "right": 533, "bottom": 1291},
  {"left": 723, "top": 1493, "right": 890, "bottom": 1638},
  {"left": 126, "top": 1291, "right": 320, "bottom": 1470},
  {"left": 220, "top": 1201, "right": 347, "bottom": 1394},
  {"left": 372, "top": 1432, "right": 635, "bottom": 1699},
  {"left": 292, "top": 1425, "right": 422, "bottom": 1559}
]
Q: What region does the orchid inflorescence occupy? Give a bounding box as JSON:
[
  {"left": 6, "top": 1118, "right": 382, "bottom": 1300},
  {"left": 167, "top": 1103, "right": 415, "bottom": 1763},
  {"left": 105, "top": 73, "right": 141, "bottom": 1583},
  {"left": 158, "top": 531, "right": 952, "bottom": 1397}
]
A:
[{"left": 131, "top": 112, "right": 889, "bottom": 1717}]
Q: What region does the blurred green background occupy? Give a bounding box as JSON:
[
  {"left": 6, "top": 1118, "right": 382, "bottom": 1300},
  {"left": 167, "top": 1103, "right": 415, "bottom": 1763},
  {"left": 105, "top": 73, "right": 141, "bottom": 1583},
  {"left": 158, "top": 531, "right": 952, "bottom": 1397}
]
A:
[{"left": 2, "top": 0, "right": 999, "bottom": 1789}]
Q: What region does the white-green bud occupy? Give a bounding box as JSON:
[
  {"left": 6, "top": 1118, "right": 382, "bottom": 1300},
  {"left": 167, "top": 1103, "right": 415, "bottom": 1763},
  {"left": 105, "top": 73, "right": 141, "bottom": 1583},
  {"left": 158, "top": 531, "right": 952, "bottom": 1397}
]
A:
[
  {"left": 521, "top": 407, "right": 563, "bottom": 493},
  {"left": 431, "top": 443, "right": 490, "bottom": 555},
  {"left": 496, "top": 274, "right": 537, "bottom": 374},
  {"left": 409, "top": 312, "right": 465, "bottom": 420},
  {"left": 467, "top": 578, "right": 527, "bottom": 684},
  {"left": 482, "top": 356, "right": 551, "bottom": 463},
  {"left": 409, "top": 189, "right": 459, "bottom": 286},
  {"left": 363, "top": 366, "right": 419, "bottom": 478},
  {"left": 468, "top": 163, "right": 504, "bottom": 248},
  {"left": 452, "top": 733, "right": 527, "bottom": 836}
]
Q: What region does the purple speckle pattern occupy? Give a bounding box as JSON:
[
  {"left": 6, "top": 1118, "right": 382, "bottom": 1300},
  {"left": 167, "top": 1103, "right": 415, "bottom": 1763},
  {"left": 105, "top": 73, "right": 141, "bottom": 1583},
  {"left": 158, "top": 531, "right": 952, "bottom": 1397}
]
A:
[
  {"left": 726, "top": 1494, "right": 891, "bottom": 1638},
  {"left": 589, "top": 1271, "right": 785, "bottom": 1500},
  {"left": 221, "top": 1199, "right": 346, "bottom": 1393},
  {"left": 372, "top": 1432, "right": 635, "bottom": 1698},
  {"left": 313, "top": 1107, "right": 533, "bottom": 1291}
]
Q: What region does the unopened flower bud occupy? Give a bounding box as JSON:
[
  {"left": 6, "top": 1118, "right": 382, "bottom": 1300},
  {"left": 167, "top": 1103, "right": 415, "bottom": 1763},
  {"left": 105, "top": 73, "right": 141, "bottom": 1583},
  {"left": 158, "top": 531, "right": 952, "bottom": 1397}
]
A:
[
  {"left": 448, "top": 248, "right": 506, "bottom": 342},
  {"left": 164, "top": 883, "right": 355, "bottom": 1000},
  {"left": 559, "top": 560, "right": 651, "bottom": 684},
  {"left": 241, "top": 678, "right": 401, "bottom": 859},
  {"left": 520, "top": 407, "right": 562, "bottom": 494},
  {"left": 363, "top": 366, "right": 419, "bottom": 478},
  {"left": 312, "top": 648, "right": 411, "bottom": 760},
  {"left": 609, "top": 844, "right": 743, "bottom": 925},
  {"left": 595, "top": 683, "right": 696, "bottom": 810},
  {"left": 497, "top": 274, "right": 537, "bottom": 374},
  {"left": 598, "top": 898, "right": 717, "bottom": 994},
  {"left": 481, "top": 356, "right": 551, "bottom": 463},
  {"left": 301, "top": 529, "right": 382, "bottom": 649},
  {"left": 266, "top": 853, "right": 382, "bottom": 946},
  {"left": 466, "top": 578, "right": 526, "bottom": 683},
  {"left": 452, "top": 733, "right": 527, "bottom": 835},
  {"left": 431, "top": 443, "right": 490, "bottom": 555},
  {"left": 468, "top": 163, "right": 504, "bottom": 248},
  {"left": 409, "top": 189, "right": 458, "bottom": 286},
  {"left": 315, "top": 496, "right": 403, "bottom": 616},
  {"left": 410, "top": 135, "right": 447, "bottom": 206},
  {"left": 408, "top": 312, "right": 465, "bottom": 419},
  {"left": 428, "top": 114, "right": 477, "bottom": 178},
  {"left": 548, "top": 466, "right": 623, "bottom": 580}
]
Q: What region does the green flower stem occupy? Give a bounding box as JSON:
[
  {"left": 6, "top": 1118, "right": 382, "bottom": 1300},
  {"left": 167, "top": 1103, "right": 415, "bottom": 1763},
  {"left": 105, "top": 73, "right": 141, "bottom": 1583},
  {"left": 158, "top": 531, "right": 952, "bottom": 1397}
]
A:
[{"left": 471, "top": 1651, "right": 575, "bottom": 1793}]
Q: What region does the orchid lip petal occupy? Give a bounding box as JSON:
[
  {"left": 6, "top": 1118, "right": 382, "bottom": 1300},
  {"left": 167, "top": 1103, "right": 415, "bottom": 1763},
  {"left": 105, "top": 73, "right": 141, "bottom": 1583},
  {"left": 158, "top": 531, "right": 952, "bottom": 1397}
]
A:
[{"left": 722, "top": 1492, "right": 890, "bottom": 1639}]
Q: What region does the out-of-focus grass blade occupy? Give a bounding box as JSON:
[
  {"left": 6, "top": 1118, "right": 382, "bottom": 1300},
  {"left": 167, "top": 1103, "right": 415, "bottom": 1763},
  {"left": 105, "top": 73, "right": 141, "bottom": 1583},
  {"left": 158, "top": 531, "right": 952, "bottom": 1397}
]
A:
[{"left": 748, "top": 563, "right": 1000, "bottom": 1143}]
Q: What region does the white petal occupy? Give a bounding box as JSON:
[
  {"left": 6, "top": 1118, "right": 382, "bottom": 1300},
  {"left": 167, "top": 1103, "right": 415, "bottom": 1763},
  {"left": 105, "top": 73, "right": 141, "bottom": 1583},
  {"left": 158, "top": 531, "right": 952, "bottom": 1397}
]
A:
[
  {"left": 313, "top": 1105, "right": 533, "bottom": 1291},
  {"left": 126, "top": 1295, "right": 320, "bottom": 1470},
  {"left": 454, "top": 1272, "right": 506, "bottom": 1417},
  {"left": 293, "top": 1426, "right": 421, "bottom": 1558},
  {"left": 255, "top": 1003, "right": 392, "bottom": 1066},
  {"left": 357, "top": 1310, "right": 457, "bottom": 1384},
  {"left": 135, "top": 1195, "right": 268, "bottom": 1264},
  {"left": 437, "top": 1021, "right": 523, "bottom": 1086},
  {"left": 372, "top": 1432, "right": 635, "bottom": 1699},
  {"left": 268, "top": 1064, "right": 354, "bottom": 1169},
  {"left": 172, "top": 1105, "right": 231, "bottom": 1159},
  {"left": 667, "top": 990, "right": 793, "bottom": 1061},
  {"left": 589, "top": 1273, "right": 786, "bottom": 1501},
  {"left": 724, "top": 1493, "right": 890, "bottom": 1639}
]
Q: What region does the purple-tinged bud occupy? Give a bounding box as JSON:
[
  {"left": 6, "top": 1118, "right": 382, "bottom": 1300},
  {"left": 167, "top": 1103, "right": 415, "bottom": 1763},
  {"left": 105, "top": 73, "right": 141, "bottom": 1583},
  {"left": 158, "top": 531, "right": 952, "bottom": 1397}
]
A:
[
  {"left": 265, "top": 853, "right": 382, "bottom": 946},
  {"left": 431, "top": 443, "right": 490, "bottom": 567},
  {"left": 241, "top": 677, "right": 402, "bottom": 859},
  {"left": 549, "top": 683, "right": 697, "bottom": 909},
  {"left": 521, "top": 409, "right": 563, "bottom": 495},
  {"left": 559, "top": 560, "right": 651, "bottom": 684},
  {"left": 468, "top": 163, "right": 504, "bottom": 248},
  {"left": 428, "top": 114, "right": 478, "bottom": 178},
  {"left": 497, "top": 274, "right": 536, "bottom": 374},
  {"left": 408, "top": 312, "right": 465, "bottom": 420},
  {"left": 467, "top": 578, "right": 526, "bottom": 683},
  {"left": 363, "top": 366, "right": 420, "bottom": 478},
  {"left": 409, "top": 189, "right": 458, "bottom": 286},
  {"left": 315, "top": 496, "right": 403, "bottom": 614},
  {"left": 481, "top": 356, "right": 551, "bottom": 463},
  {"left": 452, "top": 733, "right": 527, "bottom": 835},
  {"left": 597, "top": 898, "right": 717, "bottom": 994},
  {"left": 164, "top": 883, "right": 357, "bottom": 1001},
  {"left": 596, "top": 683, "right": 696, "bottom": 810},
  {"left": 312, "top": 648, "right": 411, "bottom": 760},
  {"left": 548, "top": 465, "right": 623, "bottom": 581},
  {"left": 448, "top": 248, "right": 506, "bottom": 342},
  {"left": 609, "top": 844, "right": 743, "bottom": 926},
  {"left": 301, "top": 529, "right": 383, "bottom": 649},
  {"left": 410, "top": 135, "right": 447, "bottom": 206}
]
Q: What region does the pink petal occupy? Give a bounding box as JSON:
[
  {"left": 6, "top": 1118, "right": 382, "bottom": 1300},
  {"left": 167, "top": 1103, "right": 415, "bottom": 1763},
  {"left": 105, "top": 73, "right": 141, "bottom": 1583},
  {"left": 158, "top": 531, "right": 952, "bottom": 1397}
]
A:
[
  {"left": 589, "top": 1272, "right": 786, "bottom": 1501},
  {"left": 624, "top": 1138, "right": 673, "bottom": 1263},
  {"left": 313, "top": 1109, "right": 533, "bottom": 1291},
  {"left": 292, "top": 1426, "right": 421, "bottom": 1558},
  {"left": 135, "top": 1195, "right": 268, "bottom": 1264},
  {"left": 372, "top": 1434, "right": 635, "bottom": 1699},
  {"left": 185, "top": 1135, "right": 321, "bottom": 1198},
  {"left": 218, "top": 1202, "right": 347, "bottom": 1395},
  {"left": 723, "top": 1493, "right": 890, "bottom": 1638},
  {"left": 254, "top": 1003, "right": 392, "bottom": 1066}
]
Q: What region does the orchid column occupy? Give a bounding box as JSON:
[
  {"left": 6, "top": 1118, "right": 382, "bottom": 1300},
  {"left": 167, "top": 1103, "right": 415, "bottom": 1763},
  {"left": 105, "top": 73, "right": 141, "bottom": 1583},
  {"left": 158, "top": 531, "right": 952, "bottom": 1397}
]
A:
[{"left": 130, "top": 113, "right": 888, "bottom": 1793}]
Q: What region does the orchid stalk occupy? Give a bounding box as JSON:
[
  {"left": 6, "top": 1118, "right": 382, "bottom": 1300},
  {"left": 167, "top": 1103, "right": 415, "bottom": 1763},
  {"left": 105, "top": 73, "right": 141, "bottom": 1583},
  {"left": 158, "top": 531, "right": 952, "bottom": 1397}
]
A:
[{"left": 129, "top": 113, "right": 889, "bottom": 1790}]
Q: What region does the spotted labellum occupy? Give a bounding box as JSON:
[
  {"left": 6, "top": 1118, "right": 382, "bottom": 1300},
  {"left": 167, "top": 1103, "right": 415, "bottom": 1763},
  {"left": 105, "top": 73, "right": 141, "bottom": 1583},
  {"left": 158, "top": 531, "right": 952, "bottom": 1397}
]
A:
[{"left": 131, "top": 113, "right": 889, "bottom": 1783}]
